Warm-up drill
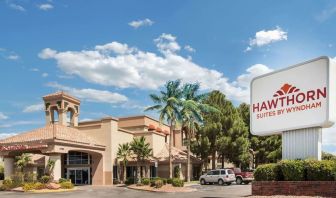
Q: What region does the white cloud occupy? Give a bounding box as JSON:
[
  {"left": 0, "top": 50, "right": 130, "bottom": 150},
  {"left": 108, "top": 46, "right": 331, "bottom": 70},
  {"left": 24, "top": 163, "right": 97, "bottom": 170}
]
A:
[
  {"left": 184, "top": 45, "right": 195, "bottom": 53},
  {"left": 95, "top": 42, "right": 135, "bottom": 54},
  {"left": 246, "top": 26, "right": 287, "bottom": 51},
  {"left": 38, "top": 3, "right": 54, "bottom": 11},
  {"left": 7, "top": 55, "right": 19, "bottom": 60},
  {"left": 128, "top": 18, "right": 154, "bottom": 29},
  {"left": 154, "top": 33, "right": 181, "bottom": 54},
  {"left": 42, "top": 72, "right": 49, "bottom": 77},
  {"left": 30, "top": 68, "right": 39, "bottom": 72},
  {"left": 0, "top": 133, "right": 17, "bottom": 140},
  {"left": 0, "top": 112, "right": 8, "bottom": 120},
  {"left": 0, "top": 121, "right": 42, "bottom": 128},
  {"left": 9, "top": 3, "right": 25, "bottom": 11},
  {"left": 46, "top": 82, "right": 128, "bottom": 104},
  {"left": 80, "top": 118, "right": 94, "bottom": 122},
  {"left": 39, "top": 34, "right": 272, "bottom": 103},
  {"left": 23, "top": 104, "right": 44, "bottom": 113},
  {"left": 316, "top": 6, "right": 336, "bottom": 22}
]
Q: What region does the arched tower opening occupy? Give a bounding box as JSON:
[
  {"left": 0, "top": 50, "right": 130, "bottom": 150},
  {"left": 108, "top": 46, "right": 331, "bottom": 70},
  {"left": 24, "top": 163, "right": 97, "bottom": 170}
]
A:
[{"left": 43, "top": 91, "right": 80, "bottom": 127}]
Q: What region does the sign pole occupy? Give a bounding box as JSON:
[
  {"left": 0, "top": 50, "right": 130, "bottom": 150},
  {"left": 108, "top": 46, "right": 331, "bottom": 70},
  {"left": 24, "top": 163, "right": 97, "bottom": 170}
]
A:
[{"left": 282, "top": 127, "right": 322, "bottom": 160}]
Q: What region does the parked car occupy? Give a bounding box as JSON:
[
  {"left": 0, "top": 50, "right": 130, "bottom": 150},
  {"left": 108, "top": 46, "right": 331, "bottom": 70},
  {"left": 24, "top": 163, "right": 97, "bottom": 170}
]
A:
[
  {"left": 199, "top": 169, "right": 236, "bottom": 185},
  {"left": 230, "top": 168, "right": 254, "bottom": 184}
]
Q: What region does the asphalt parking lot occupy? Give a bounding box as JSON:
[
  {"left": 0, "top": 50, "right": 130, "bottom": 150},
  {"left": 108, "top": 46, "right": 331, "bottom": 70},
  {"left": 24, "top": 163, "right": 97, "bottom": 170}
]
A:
[{"left": 0, "top": 184, "right": 252, "bottom": 198}]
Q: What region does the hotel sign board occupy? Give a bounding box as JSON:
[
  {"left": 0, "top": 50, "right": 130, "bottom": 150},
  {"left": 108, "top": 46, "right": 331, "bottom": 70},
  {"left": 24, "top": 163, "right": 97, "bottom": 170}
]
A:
[
  {"left": 0, "top": 144, "right": 48, "bottom": 152},
  {"left": 250, "top": 56, "right": 336, "bottom": 136}
]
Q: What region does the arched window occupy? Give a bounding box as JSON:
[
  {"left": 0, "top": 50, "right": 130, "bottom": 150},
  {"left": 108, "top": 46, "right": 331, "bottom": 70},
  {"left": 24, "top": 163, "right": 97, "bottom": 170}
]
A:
[
  {"left": 50, "top": 106, "right": 59, "bottom": 124},
  {"left": 66, "top": 108, "right": 75, "bottom": 127}
]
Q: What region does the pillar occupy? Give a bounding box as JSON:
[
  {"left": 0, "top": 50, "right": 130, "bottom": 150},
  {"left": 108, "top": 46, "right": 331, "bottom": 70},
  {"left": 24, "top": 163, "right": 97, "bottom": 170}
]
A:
[
  {"left": 49, "top": 154, "right": 62, "bottom": 181},
  {"left": 282, "top": 127, "right": 322, "bottom": 160},
  {"left": 4, "top": 157, "right": 14, "bottom": 179}
]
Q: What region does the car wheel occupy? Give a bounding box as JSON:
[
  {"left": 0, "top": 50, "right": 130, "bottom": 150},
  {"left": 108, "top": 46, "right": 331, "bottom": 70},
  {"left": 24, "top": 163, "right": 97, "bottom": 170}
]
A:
[
  {"left": 236, "top": 177, "right": 243, "bottom": 185},
  {"left": 226, "top": 182, "right": 232, "bottom": 185},
  {"left": 200, "top": 179, "right": 206, "bottom": 185},
  {"left": 218, "top": 179, "right": 224, "bottom": 185}
]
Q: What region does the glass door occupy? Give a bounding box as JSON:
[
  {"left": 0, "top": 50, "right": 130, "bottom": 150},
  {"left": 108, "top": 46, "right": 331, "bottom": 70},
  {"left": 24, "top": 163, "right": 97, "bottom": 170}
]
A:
[{"left": 67, "top": 168, "right": 90, "bottom": 185}]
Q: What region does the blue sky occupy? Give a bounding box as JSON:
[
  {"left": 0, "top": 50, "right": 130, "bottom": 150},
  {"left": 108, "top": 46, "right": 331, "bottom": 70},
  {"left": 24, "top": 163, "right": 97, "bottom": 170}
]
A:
[{"left": 1, "top": 0, "right": 336, "bottom": 153}]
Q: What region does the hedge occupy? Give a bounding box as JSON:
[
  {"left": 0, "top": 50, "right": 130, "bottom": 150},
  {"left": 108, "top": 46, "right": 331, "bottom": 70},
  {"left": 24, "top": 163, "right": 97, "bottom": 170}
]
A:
[
  {"left": 305, "top": 160, "right": 336, "bottom": 181},
  {"left": 280, "top": 160, "right": 305, "bottom": 181},
  {"left": 255, "top": 160, "right": 336, "bottom": 181},
  {"left": 254, "top": 164, "right": 280, "bottom": 181},
  {"left": 172, "top": 178, "right": 184, "bottom": 187}
]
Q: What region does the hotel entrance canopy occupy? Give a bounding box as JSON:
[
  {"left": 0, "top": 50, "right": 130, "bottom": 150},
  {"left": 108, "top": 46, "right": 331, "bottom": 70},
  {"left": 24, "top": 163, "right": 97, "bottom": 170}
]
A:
[{"left": 0, "top": 124, "right": 105, "bottom": 155}]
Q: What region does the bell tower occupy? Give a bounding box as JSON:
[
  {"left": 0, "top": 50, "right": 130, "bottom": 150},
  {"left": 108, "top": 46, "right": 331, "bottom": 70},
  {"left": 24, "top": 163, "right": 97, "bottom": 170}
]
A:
[{"left": 43, "top": 91, "right": 80, "bottom": 127}]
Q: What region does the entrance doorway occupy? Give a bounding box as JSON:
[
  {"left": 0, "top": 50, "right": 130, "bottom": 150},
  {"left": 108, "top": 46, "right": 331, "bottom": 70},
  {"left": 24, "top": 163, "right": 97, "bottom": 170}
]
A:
[{"left": 67, "top": 168, "right": 90, "bottom": 185}]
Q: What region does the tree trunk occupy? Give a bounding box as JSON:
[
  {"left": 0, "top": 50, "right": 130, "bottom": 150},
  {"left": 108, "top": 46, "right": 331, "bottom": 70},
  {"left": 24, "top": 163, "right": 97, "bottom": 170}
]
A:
[
  {"left": 169, "top": 121, "right": 174, "bottom": 179},
  {"left": 221, "top": 153, "right": 224, "bottom": 169},
  {"left": 211, "top": 150, "right": 216, "bottom": 170},
  {"left": 123, "top": 161, "right": 127, "bottom": 183},
  {"left": 137, "top": 161, "right": 141, "bottom": 184},
  {"left": 187, "top": 130, "right": 191, "bottom": 182}
]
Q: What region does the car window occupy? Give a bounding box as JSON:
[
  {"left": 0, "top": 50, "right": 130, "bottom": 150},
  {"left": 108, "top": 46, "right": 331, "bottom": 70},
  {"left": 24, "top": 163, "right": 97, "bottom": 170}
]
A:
[
  {"left": 213, "top": 170, "right": 220, "bottom": 175},
  {"left": 220, "top": 170, "right": 226, "bottom": 175},
  {"left": 227, "top": 169, "right": 234, "bottom": 174},
  {"left": 207, "top": 171, "right": 213, "bottom": 175}
]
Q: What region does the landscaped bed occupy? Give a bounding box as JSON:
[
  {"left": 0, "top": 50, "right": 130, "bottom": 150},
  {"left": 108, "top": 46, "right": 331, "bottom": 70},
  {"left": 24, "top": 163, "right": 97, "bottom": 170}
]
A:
[
  {"left": 128, "top": 183, "right": 196, "bottom": 193},
  {"left": 125, "top": 177, "right": 196, "bottom": 193},
  {"left": 0, "top": 175, "right": 75, "bottom": 193},
  {"left": 252, "top": 159, "right": 336, "bottom": 197}
]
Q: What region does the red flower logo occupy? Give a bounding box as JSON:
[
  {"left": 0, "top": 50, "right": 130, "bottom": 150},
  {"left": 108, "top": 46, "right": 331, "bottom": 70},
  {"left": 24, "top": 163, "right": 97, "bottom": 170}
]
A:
[{"left": 273, "top": 83, "right": 300, "bottom": 97}]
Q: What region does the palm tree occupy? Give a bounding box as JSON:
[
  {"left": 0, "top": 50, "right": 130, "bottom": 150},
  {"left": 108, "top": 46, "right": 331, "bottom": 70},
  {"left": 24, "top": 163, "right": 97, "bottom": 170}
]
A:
[
  {"left": 47, "top": 159, "right": 56, "bottom": 181},
  {"left": 130, "top": 136, "right": 152, "bottom": 184},
  {"left": 15, "top": 153, "right": 32, "bottom": 173},
  {"left": 145, "top": 80, "right": 182, "bottom": 179},
  {"left": 181, "top": 83, "right": 218, "bottom": 182},
  {"left": 117, "top": 143, "right": 131, "bottom": 183}
]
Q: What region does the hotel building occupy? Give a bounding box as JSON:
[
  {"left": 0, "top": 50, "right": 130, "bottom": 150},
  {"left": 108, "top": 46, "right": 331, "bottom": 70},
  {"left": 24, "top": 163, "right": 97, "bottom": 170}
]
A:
[{"left": 0, "top": 92, "right": 201, "bottom": 185}]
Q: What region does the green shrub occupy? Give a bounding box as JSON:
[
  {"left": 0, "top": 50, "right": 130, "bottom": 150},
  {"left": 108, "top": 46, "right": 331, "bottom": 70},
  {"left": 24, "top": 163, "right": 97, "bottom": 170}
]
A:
[
  {"left": 254, "top": 163, "right": 281, "bottom": 181},
  {"left": 0, "top": 185, "right": 7, "bottom": 191},
  {"left": 34, "top": 182, "right": 45, "bottom": 190},
  {"left": 305, "top": 160, "right": 336, "bottom": 181},
  {"left": 280, "top": 160, "right": 305, "bottom": 181},
  {"left": 141, "top": 178, "right": 150, "bottom": 185},
  {"left": 22, "top": 182, "right": 35, "bottom": 192},
  {"left": 167, "top": 178, "right": 173, "bottom": 184},
  {"left": 161, "top": 178, "right": 167, "bottom": 185},
  {"left": 1, "top": 178, "right": 14, "bottom": 190},
  {"left": 125, "top": 177, "right": 135, "bottom": 185},
  {"left": 40, "top": 175, "right": 50, "bottom": 184},
  {"left": 11, "top": 172, "right": 24, "bottom": 187},
  {"left": 172, "top": 178, "right": 184, "bottom": 187},
  {"left": 60, "top": 181, "right": 74, "bottom": 189},
  {"left": 154, "top": 179, "right": 163, "bottom": 188},
  {"left": 24, "top": 172, "right": 36, "bottom": 183},
  {"left": 174, "top": 166, "right": 181, "bottom": 178},
  {"left": 59, "top": 178, "right": 71, "bottom": 183}
]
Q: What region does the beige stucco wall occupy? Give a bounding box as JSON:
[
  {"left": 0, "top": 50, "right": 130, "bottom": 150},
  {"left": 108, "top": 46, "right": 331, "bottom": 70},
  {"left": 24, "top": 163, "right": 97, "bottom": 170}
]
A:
[
  {"left": 151, "top": 133, "right": 166, "bottom": 156},
  {"left": 78, "top": 118, "right": 117, "bottom": 185},
  {"left": 111, "top": 130, "right": 133, "bottom": 166}
]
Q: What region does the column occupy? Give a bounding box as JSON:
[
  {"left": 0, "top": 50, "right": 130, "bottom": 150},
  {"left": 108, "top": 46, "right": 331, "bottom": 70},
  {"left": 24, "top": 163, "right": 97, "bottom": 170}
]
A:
[
  {"left": 49, "top": 154, "right": 62, "bottom": 181},
  {"left": 282, "top": 127, "right": 322, "bottom": 160},
  {"left": 4, "top": 157, "right": 14, "bottom": 179}
]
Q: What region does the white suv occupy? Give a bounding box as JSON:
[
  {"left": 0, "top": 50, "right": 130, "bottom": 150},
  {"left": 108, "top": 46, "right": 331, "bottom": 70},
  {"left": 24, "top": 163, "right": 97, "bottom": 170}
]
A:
[{"left": 199, "top": 169, "right": 236, "bottom": 185}]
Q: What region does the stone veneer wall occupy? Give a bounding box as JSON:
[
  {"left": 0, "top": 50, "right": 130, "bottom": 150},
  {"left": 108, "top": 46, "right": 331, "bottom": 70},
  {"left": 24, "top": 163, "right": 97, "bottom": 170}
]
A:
[{"left": 252, "top": 181, "right": 336, "bottom": 197}]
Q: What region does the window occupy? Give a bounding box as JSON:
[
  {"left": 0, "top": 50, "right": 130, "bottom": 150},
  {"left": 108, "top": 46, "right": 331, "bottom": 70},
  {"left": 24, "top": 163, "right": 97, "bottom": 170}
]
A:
[
  {"left": 220, "top": 170, "right": 226, "bottom": 175},
  {"left": 213, "top": 170, "right": 220, "bottom": 175},
  {"left": 227, "top": 169, "right": 234, "bottom": 174},
  {"left": 207, "top": 171, "right": 213, "bottom": 175},
  {"left": 65, "top": 151, "right": 91, "bottom": 165}
]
